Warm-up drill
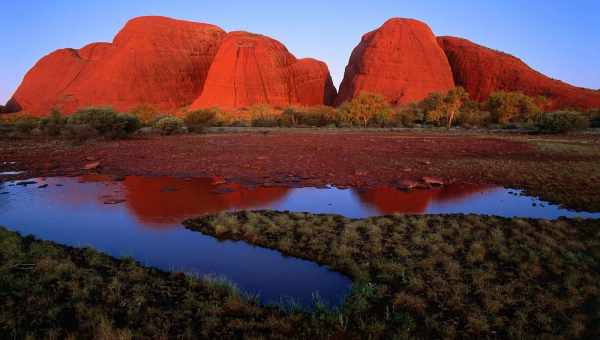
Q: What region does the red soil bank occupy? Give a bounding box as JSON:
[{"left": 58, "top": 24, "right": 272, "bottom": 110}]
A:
[
  {"left": 190, "top": 31, "right": 337, "bottom": 109},
  {"left": 336, "top": 18, "right": 455, "bottom": 106},
  {"left": 7, "top": 16, "right": 226, "bottom": 115},
  {"left": 437, "top": 36, "right": 600, "bottom": 110}
]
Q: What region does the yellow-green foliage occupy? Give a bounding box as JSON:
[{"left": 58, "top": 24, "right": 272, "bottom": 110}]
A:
[
  {"left": 393, "top": 103, "right": 420, "bottom": 127},
  {"left": 538, "top": 111, "right": 590, "bottom": 133},
  {"left": 486, "top": 91, "right": 541, "bottom": 124},
  {"left": 0, "top": 112, "right": 41, "bottom": 133},
  {"left": 280, "top": 105, "right": 340, "bottom": 127},
  {"left": 186, "top": 212, "right": 600, "bottom": 339},
  {"left": 183, "top": 109, "right": 218, "bottom": 132},
  {"left": 420, "top": 87, "right": 469, "bottom": 127},
  {"left": 339, "top": 92, "right": 393, "bottom": 127},
  {"left": 68, "top": 107, "right": 141, "bottom": 139},
  {"left": 455, "top": 100, "right": 490, "bottom": 127},
  {"left": 153, "top": 116, "right": 184, "bottom": 135},
  {"left": 39, "top": 109, "right": 66, "bottom": 136},
  {"left": 129, "top": 104, "right": 162, "bottom": 125},
  {"left": 248, "top": 104, "right": 279, "bottom": 127}
]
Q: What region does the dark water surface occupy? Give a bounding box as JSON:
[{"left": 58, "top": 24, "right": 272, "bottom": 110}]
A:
[{"left": 0, "top": 175, "right": 598, "bottom": 305}]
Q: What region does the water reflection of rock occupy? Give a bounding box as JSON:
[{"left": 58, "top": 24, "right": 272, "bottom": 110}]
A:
[
  {"left": 355, "top": 184, "right": 496, "bottom": 214},
  {"left": 121, "top": 177, "right": 290, "bottom": 228}
]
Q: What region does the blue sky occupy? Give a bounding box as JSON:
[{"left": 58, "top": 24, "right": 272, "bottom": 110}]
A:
[{"left": 2, "top": 0, "right": 599, "bottom": 103}]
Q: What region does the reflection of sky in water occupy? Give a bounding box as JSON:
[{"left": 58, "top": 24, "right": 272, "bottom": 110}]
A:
[{"left": 0, "top": 176, "right": 598, "bottom": 306}]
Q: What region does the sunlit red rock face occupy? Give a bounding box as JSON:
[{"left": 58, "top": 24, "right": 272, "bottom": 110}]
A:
[
  {"left": 336, "top": 18, "right": 455, "bottom": 106},
  {"left": 438, "top": 36, "right": 600, "bottom": 110},
  {"left": 190, "top": 31, "right": 337, "bottom": 109},
  {"left": 7, "top": 16, "right": 226, "bottom": 116}
]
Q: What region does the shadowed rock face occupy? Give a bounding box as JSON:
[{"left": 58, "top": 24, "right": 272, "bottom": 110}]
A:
[
  {"left": 190, "top": 31, "right": 337, "bottom": 109},
  {"left": 336, "top": 18, "right": 455, "bottom": 106},
  {"left": 7, "top": 16, "right": 226, "bottom": 116},
  {"left": 438, "top": 36, "right": 600, "bottom": 110}
]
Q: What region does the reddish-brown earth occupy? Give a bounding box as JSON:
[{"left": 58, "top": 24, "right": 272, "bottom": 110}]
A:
[
  {"left": 190, "top": 31, "right": 336, "bottom": 109},
  {"left": 7, "top": 16, "right": 226, "bottom": 116},
  {"left": 438, "top": 36, "right": 600, "bottom": 110},
  {"left": 2, "top": 131, "right": 600, "bottom": 211},
  {"left": 336, "top": 18, "right": 455, "bottom": 106}
]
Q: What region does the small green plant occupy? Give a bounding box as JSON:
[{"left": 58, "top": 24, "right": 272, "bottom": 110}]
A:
[
  {"left": 537, "top": 111, "right": 589, "bottom": 133},
  {"left": 486, "top": 91, "right": 541, "bottom": 124},
  {"left": 154, "top": 116, "right": 184, "bottom": 135},
  {"left": 129, "top": 104, "right": 162, "bottom": 125},
  {"left": 339, "top": 92, "right": 393, "bottom": 127},
  {"left": 62, "top": 123, "right": 99, "bottom": 143},
  {"left": 67, "top": 107, "right": 141, "bottom": 139},
  {"left": 420, "top": 92, "right": 446, "bottom": 126},
  {"left": 249, "top": 104, "right": 279, "bottom": 127},
  {"left": 183, "top": 109, "right": 218, "bottom": 132},
  {"left": 393, "top": 103, "right": 420, "bottom": 127},
  {"left": 588, "top": 109, "right": 600, "bottom": 128},
  {"left": 13, "top": 114, "right": 40, "bottom": 134},
  {"left": 420, "top": 87, "right": 469, "bottom": 127},
  {"left": 39, "top": 109, "right": 66, "bottom": 136}
]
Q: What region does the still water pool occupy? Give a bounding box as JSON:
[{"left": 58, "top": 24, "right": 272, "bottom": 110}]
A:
[{"left": 1, "top": 175, "right": 598, "bottom": 305}]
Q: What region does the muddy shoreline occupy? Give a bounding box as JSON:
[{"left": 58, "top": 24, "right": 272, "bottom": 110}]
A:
[{"left": 2, "top": 130, "right": 600, "bottom": 211}]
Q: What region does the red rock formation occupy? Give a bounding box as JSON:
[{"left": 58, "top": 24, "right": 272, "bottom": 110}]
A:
[
  {"left": 337, "top": 18, "right": 455, "bottom": 106},
  {"left": 121, "top": 176, "right": 289, "bottom": 228},
  {"left": 190, "top": 31, "right": 336, "bottom": 109},
  {"left": 438, "top": 36, "right": 600, "bottom": 110},
  {"left": 7, "top": 16, "right": 226, "bottom": 116},
  {"left": 356, "top": 184, "right": 495, "bottom": 214}
]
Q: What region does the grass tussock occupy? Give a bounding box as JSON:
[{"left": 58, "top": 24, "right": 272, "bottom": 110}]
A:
[
  {"left": 185, "top": 211, "right": 600, "bottom": 339},
  {"left": 0, "top": 227, "right": 330, "bottom": 339}
]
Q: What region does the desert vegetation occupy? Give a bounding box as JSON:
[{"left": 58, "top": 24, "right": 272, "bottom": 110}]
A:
[
  {"left": 185, "top": 211, "right": 600, "bottom": 339},
  {"left": 5, "top": 211, "right": 599, "bottom": 339},
  {"left": 0, "top": 226, "right": 320, "bottom": 339},
  {"left": 2, "top": 90, "right": 598, "bottom": 139},
  {"left": 0, "top": 107, "right": 142, "bottom": 142}
]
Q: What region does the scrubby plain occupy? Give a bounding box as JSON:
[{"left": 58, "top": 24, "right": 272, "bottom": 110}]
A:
[
  {"left": 3, "top": 210, "right": 599, "bottom": 339},
  {"left": 185, "top": 211, "right": 600, "bottom": 339}
]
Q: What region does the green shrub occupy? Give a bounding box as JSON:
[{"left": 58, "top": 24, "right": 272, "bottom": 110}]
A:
[
  {"left": 589, "top": 109, "right": 600, "bottom": 128},
  {"left": 537, "top": 111, "right": 589, "bottom": 133},
  {"left": 420, "top": 92, "right": 446, "bottom": 126},
  {"left": 339, "top": 92, "right": 393, "bottom": 127},
  {"left": 13, "top": 114, "right": 40, "bottom": 134},
  {"left": 249, "top": 105, "right": 279, "bottom": 127},
  {"left": 129, "top": 104, "right": 162, "bottom": 125},
  {"left": 420, "top": 87, "right": 469, "bottom": 127},
  {"left": 183, "top": 109, "right": 218, "bottom": 132},
  {"left": 454, "top": 100, "right": 490, "bottom": 127},
  {"left": 118, "top": 113, "right": 142, "bottom": 135},
  {"left": 62, "top": 123, "right": 99, "bottom": 143},
  {"left": 393, "top": 103, "right": 421, "bottom": 127},
  {"left": 0, "top": 105, "right": 6, "bottom": 114},
  {"left": 67, "top": 107, "right": 140, "bottom": 139},
  {"left": 455, "top": 110, "right": 491, "bottom": 128},
  {"left": 154, "top": 116, "right": 184, "bottom": 135},
  {"left": 486, "top": 91, "right": 541, "bottom": 124},
  {"left": 281, "top": 106, "right": 339, "bottom": 127},
  {"left": 279, "top": 107, "right": 298, "bottom": 127},
  {"left": 39, "top": 109, "right": 66, "bottom": 136}
]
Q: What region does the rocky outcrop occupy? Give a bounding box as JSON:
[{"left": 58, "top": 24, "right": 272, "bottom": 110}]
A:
[
  {"left": 190, "top": 31, "right": 336, "bottom": 109},
  {"left": 7, "top": 16, "right": 226, "bottom": 116},
  {"left": 438, "top": 36, "right": 600, "bottom": 110},
  {"left": 337, "top": 18, "right": 455, "bottom": 106}
]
